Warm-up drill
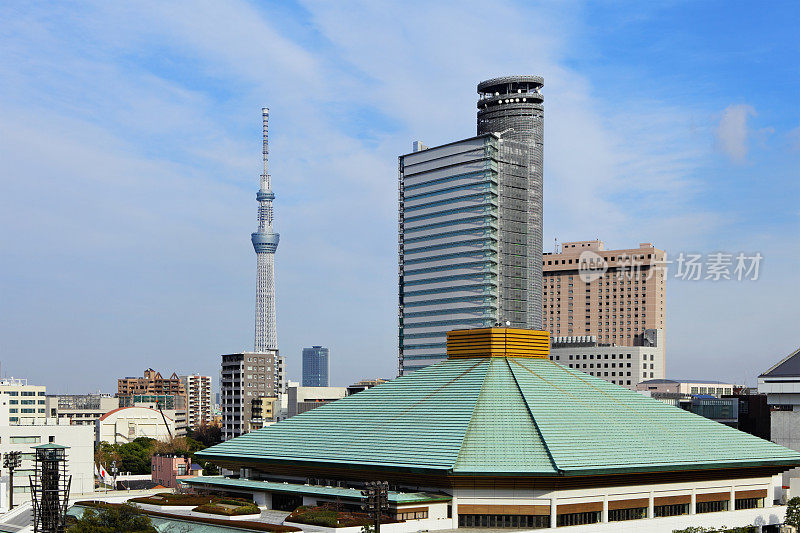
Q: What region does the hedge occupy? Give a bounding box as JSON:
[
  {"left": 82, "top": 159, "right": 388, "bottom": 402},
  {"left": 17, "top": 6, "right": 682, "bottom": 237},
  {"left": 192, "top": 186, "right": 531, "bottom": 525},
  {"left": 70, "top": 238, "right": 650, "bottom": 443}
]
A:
[{"left": 74, "top": 501, "right": 300, "bottom": 532}]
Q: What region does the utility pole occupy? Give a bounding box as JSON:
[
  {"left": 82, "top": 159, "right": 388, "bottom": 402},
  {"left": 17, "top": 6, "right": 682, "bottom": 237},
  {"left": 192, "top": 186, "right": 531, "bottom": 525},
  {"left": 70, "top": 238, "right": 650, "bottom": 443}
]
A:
[
  {"left": 110, "top": 460, "right": 118, "bottom": 491},
  {"left": 361, "top": 481, "right": 389, "bottom": 533},
  {"left": 3, "top": 451, "right": 22, "bottom": 509}
]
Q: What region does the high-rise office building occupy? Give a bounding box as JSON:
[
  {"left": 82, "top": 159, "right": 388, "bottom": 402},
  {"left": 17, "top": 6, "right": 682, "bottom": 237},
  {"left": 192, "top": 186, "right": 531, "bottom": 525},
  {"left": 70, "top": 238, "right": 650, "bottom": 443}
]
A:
[
  {"left": 542, "top": 240, "right": 666, "bottom": 345},
  {"left": 302, "top": 346, "right": 329, "bottom": 387},
  {"left": 221, "top": 352, "right": 285, "bottom": 440},
  {"left": 179, "top": 374, "right": 213, "bottom": 429},
  {"left": 398, "top": 76, "right": 544, "bottom": 374}
]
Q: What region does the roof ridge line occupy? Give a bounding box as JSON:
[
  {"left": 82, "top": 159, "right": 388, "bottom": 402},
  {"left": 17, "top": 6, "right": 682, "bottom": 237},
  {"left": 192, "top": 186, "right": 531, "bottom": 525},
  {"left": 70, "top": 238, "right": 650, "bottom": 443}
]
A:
[
  {"left": 760, "top": 345, "right": 800, "bottom": 377},
  {"left": 510, "top": 358, "right": 700, "bottom": 442},
  {"left": 504, "top": 358, "right": 561, "bottom": 474},
  {"left": 328, "top": 358, "right": 489, "bottom": 459},
  {"left": 451, "top": 359, "right": 496, "bottom": 470}
]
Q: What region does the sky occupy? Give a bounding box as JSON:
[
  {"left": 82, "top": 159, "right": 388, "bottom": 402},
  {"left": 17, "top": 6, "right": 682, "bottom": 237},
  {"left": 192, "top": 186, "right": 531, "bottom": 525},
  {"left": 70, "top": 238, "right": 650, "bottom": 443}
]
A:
[{"left": 1, "top": 1, "right": 798, "bottom": 393}]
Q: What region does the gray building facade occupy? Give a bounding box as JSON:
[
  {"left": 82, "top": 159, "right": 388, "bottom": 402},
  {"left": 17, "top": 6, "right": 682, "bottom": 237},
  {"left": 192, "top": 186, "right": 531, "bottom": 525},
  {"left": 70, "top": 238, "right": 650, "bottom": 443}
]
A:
[
  {"left": 220, "top": 351, "right": 285, "bottom": 440},
  {"left": 302, "top": 346, "right": 330, "bottom": 387},
  {"left": 398, "top": 76, "right": 544, "bottom": 374}
]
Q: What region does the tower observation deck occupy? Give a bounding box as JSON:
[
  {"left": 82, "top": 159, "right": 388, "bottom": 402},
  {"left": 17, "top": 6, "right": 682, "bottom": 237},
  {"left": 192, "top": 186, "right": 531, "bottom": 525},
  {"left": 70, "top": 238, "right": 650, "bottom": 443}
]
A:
[{"left": 252, "top": 108, "right": 279, "bottom": 352}]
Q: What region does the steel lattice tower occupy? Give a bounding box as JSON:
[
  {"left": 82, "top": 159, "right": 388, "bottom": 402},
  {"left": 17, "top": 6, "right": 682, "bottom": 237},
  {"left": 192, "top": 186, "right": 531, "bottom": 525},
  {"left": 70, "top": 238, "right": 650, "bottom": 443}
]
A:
[{"left": 251, "top": 108, "right": 280, "bottom": 352}]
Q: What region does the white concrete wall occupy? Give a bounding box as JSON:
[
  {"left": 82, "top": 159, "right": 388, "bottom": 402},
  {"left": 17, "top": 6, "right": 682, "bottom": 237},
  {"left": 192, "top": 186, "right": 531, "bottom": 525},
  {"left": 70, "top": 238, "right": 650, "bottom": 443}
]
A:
[
  {"left": 453, "top": 474, "right": 776, "bottom": 531},
  {"left": 96, "top": 407, "right": 174, "bottom": 444},
  {"left": 0, "top": 424, "right": 94, "bottom": 510}
]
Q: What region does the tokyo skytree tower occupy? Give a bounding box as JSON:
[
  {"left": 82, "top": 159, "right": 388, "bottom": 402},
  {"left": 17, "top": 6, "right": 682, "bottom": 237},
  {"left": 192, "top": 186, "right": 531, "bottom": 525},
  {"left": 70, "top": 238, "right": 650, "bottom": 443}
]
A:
[{"left": 251, "top": 108, "right": 280, "bottom": 352}]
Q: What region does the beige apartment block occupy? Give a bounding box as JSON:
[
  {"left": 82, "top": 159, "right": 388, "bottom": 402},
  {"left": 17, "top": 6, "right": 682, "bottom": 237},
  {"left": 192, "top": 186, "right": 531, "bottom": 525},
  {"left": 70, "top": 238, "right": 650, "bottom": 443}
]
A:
[{"left": 542, "top": 240, "right": 666, "bottom": 346}]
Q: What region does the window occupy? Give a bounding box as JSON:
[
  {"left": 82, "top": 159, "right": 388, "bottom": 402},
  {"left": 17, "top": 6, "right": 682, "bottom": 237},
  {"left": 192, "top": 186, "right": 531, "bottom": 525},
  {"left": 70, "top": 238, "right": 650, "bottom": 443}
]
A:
[
  {"left": 11, "top": 436, "right": 41, "bottom": 444},
  {"left": 397, "top": 510, "right": 428, "bottom": 520},
  {"left": 458, "top": 514, "right": 549, "bottom": 528},
  {"left": 608, "top": 507, "right": 647, "bottom": 521},
  {"left": 735, "top": 498, "right": 764, "bottom": 510},
  {"left": 654, "top": 504, "right": 689, "bottom": 517},
  {"left": 696, "top": 500, "right": 729, "bottom": 513},
  {"left": 557, "top": 511, "right": 600, "bottom": 527}
]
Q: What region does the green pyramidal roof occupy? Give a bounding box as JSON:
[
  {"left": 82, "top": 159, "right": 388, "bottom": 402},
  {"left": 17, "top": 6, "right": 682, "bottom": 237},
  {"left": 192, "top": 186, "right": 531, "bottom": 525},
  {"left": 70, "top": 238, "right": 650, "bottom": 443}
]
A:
[{"left": 197, "top": 358, "right": 800, "bottom": 476}]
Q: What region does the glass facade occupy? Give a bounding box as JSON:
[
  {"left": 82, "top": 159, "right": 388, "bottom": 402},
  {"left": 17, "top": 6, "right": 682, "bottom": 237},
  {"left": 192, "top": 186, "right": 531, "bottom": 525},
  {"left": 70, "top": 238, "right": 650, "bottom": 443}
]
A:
[
  {"left": 398, "top": 136, "right": 538, "bottom": 373},
  {"left": 398, "top": 76, "right": 544, "bottom": 376},
  {"left": 302, "top": 346, "right": 329, "bottom": 387}
]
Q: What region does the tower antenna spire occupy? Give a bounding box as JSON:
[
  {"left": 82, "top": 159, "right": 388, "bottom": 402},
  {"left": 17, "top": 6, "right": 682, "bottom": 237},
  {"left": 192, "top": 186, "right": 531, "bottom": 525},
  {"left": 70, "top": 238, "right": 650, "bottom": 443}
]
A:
[
  {"left": 261, "top": 107, "right": 270, "bottom": 193},
  {"left": 252, "top": 107, "right": 279, "bottom": 352}
]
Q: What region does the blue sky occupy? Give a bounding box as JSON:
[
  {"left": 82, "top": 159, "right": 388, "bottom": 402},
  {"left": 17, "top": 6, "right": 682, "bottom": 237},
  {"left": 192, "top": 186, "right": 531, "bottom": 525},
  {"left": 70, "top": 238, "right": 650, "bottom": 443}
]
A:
[{"left": 1, "top": 1, "right": 798, "bottom": 393}]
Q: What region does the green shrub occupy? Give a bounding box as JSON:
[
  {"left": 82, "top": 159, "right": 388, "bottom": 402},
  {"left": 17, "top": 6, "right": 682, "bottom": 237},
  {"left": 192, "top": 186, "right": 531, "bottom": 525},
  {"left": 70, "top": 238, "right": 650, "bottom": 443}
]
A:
[{"left": 193, "top": 503, "right": 260, "bottom": 516}]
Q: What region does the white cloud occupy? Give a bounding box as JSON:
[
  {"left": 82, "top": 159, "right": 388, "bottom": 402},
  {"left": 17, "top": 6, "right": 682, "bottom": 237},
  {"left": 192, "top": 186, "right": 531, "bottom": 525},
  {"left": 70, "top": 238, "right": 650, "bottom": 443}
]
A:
[
  {"left": 1, "top": 1, "right": 794, "bottom": 390},
  {"left": 716, "top": 104, "right": 756, "bottom": 163}
]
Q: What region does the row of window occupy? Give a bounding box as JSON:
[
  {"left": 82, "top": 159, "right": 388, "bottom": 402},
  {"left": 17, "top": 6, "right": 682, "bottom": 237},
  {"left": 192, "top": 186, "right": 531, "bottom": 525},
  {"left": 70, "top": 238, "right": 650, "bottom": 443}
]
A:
[
  {"left": 1, "top": 391, "right": 46, "bottom": 396},
  {"left": 8, "top": 408, "right": 45, "bottom": 414},
  {"left": 454, "top": 498, "right": 764, "bottom": 529},
  {"left": 544, "top": 254, "right": 654, "bottom": 266}
]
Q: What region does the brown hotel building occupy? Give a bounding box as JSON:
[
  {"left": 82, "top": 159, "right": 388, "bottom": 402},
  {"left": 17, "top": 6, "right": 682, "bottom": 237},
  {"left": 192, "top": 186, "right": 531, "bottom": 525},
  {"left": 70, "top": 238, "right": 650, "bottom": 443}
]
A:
[{"left": 542, "top": 240, "right": 666, "bottom": 346}]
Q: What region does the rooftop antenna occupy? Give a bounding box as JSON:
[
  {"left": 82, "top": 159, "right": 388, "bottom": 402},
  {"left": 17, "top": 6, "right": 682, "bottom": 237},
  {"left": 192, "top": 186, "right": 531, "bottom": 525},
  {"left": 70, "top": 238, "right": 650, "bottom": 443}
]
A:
[{"left": 554, "top": 238, "right": 560, "bottom": 253}]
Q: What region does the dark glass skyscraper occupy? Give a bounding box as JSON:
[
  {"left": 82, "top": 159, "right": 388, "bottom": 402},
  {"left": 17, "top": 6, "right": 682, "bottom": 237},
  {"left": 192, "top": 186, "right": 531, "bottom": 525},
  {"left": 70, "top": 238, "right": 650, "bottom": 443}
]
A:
[
  {"left": 398, "top": 76, "right": 544, "bottom": 375},
  {"left": 302, "top": 346, "right": 330, "bottom": 387}
]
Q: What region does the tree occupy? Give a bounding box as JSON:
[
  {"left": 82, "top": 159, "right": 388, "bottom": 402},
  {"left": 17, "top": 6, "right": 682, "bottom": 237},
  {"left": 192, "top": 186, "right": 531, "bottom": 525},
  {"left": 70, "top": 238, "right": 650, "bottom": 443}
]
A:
[
  {"left": 68, "top": 504, "right": 156, "bottom": 533},
  {"left": 186, "top": 423, "right": 223, "bottom": 448},
  {"left": 95, "top": 438, "right": 158, "bottom": 475},
  {"left": 786, "top": 496, "right": 800, "bottom": 529}
]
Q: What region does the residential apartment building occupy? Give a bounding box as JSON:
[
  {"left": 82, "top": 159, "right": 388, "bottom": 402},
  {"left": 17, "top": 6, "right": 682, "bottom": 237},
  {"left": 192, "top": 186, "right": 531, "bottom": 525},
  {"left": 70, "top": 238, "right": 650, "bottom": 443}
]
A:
[
  {"left": 45, "top": 394, "right": 119, "bottom": 427},
  {"left": 220, "top": 352, "right": 285, "bottom": 440},
  {"left": 543, "top": 240, "right": 666, "bottom": 346},
  {"left": 179, "top": 374, "right": 212, "bottom": 429},
  {"left": 0, "top": 377, "right": 46, "bottom": 426},
  {"left": 118, "top": 368, "right": 186, "bottom": 398},
  {"left": 249, "top": 396, "right": 278, "bottom": 430},
  {"left": 302, "top": 346, "right": 329, "bottom": 387},
  {"left": 549, "top": 329, "right": 664, "bottom": 389},
  {"left": 398, "top": 76, "right": 545, "bottom": 375}
]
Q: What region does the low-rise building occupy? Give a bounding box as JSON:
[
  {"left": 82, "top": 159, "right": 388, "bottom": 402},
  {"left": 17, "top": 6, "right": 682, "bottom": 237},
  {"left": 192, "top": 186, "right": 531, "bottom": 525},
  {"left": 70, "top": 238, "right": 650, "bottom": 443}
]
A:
[
  {"left": 346, "top": 378, "right": 389, "bottom": 396},
  {"left": 549, "top": 329, "right": 664, "bottom": 389},
  {"left": 151, "top": 454, "right": 201, "bottom": 488},
  {"left": 637, "top": 378, "right": 737, "bottom": 398},
  {"left": 249, "top": 396, "right": 278, "bottom": 430},
  {"left": 96, "top": 406, "right": 175, "bottom": 445},
  {"left": 45, "top": 394, "right": 119, "bottom": 427},
  {"left": 287, "top": 385, "right": 347, "bottom": 417},
  {"left": 0, "top": 421, "right": 94, "bottom": 507},
  {"left": 0, "top": 377, "right": 47, "bottom": 426},
  {"left": 759, "top": 346, "right": 800, "bottom": 483}
]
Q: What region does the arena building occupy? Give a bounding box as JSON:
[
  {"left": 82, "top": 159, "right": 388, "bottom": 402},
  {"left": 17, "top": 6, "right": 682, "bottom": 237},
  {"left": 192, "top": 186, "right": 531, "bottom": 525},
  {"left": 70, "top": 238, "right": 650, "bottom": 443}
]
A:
[{"left": 192, "top": 328, "right": 800, "bottom": 532}]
